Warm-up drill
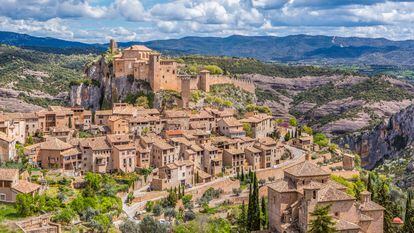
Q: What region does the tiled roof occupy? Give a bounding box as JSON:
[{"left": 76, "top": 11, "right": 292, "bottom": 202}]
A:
[
  {"left": 125, "top": 45, "right": 152, "bottom": 51},
  {"left": 40, "top": 138, "right": 73, "bottom": 151},
  {"left": 224, "top": 148, "right": 244, "bottom": 155},
  {"left": 268, "top": 179, "right": 297, "bottom": 193},
  {"left": 245, "top": 147, "right": 262, "bottom": 154},
  {"left": 317, "top": 185, "right": 355, "bottom": 202},
  {"left": 61, "top": 148, "right": 81, "bottom": 156},
  {"left": 284, "top": 161, "right": 330, "bottom": 178},
  {"left": 114, "top": 143, "right": 135, "bottom": 151},
  {"left": 12, "top": 180, "right": 40, "bottom": 194},
  {"left": 0, "top": 131, "right": 14, "bottom": 142},
  {"left": 106, "top": 134, "right": 130, "bottom": 143},
  {"left": 80, "top": 137, "right": 111, "bottom": 150},
  {"left": 153, "top": 140, "right": 174, "bottom": 150},
  {"left": 221, "top": 117, "right": 242, "bottom": 127},
  {"left": 164, "top": 110, "right": 188, "bottom": 118},
  {"left": 360, "top": 200, "right": 385, "bottom": 211},
  {"left": 0, "top": 168, "right": 19, "bottom": 181},
  {"left": 334, "top": 219, "right": 360, "bottom": 231}
]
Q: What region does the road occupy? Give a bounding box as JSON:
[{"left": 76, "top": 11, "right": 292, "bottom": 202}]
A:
[{"left": 121, "top": 145, "right": 306, "bottom": 219}]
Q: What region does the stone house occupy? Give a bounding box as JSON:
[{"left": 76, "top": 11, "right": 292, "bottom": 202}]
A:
[
  {"left": 0, "top": 132, "right": 16, "bottom": 163},
  {"left": 129, "top": 115, "right": 165, "bottom": 136},
  {"left": 151, "top": 160, "right": 194, "bottom": 190},
  {"left": 151, "top": 139, "right": 176, "bottom": 168},
  {"left": 108, "top": 116, "right": 129, "bottom": 134},
  {"left": 241, "top": 112, "right": 274, "bottom": 138},
  {"left": 37, "top": 106, "right": 74, "bottom": 134},
  {"left": 164, "top": 110, "right": 190, "bottom": 130},
  {"left": 217, "top": 117, "right": 246, "bottom": 138},
  {"left": 268, "top": 159, "right": 384, "bottom": 233},
  {"left": 112, "top": 143, "right": 136, "bottom": 173},
  {"left": 0, "top": 168, "right": 40, "bottom": 203},
  {"left": 223, "top": 148, "right": 246, "bottom": 174},
  {"left": 38, "top": 138, "right": 79, "bottom": 169},
  {"left": 95, "top": 110, "right": 113, "bottom": 126}
]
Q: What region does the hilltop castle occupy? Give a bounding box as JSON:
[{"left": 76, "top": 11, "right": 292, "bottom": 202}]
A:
[{"left": 109, "top": 39, "right": 255, "bottom": 107}]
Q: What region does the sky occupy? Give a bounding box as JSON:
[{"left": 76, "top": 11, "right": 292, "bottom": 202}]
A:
[{"left": 1, "top": 0, "right": 414, "bottom": 43}]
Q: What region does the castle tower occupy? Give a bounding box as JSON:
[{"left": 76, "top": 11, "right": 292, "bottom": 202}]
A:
[
  {"left": 180, "top": 76, "right": 191, "bottom": 109},
  {"left": 109, "top": 39, "right": 118, "bottom": 53},
  {"left": 199, "top": 70, "right": 211, "bottom": 92},
  {"left": 149, "top": 53, "right": 161, "bottom": 92}
]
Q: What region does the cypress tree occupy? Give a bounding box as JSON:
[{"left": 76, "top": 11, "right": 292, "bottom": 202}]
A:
[
  {"left": 236, "top": 170, "right": 240, "bottom": 179},
  {"left": 238, "top": 201, "right": 247, "bottom": 232},
  {"left": 253, "top": 172, "right": 261, "bottom": 230},
  {"left": 182, "top": 184, "right": 185, "bottom": 196},
  {"left": 241, "top": 169, "right": 245, "bottom": 182},
  {"left": 261, "top": 197, "right": 268, "bottom": 229},
  {"left": 247, "top": 182, "right": 253, "bottom": 230},
  {"left": 403, "top": 191, "right": 414, "bottom": 233}
]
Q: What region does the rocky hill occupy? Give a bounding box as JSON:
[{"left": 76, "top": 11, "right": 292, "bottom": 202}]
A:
[
  {"left": 248, "top": 73, "right": 414, "bottom": 136},
  {"left": 336, "top": 105, "right": 414, "bottom": 173},
  {"left": 0, "top": 44, "right": 93, "bottom": 112}
]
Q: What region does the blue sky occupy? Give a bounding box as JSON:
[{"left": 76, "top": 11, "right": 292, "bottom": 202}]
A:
[{"left": 1, "top": 0, "right": 414, "bottom": 43}]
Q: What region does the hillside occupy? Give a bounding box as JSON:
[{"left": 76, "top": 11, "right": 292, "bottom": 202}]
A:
[
  {"left": 2, "top": 31, "right": 414, "bottom": 67},
  {"left": 0, "top": 44, "right": 94, "bottom": 111}
]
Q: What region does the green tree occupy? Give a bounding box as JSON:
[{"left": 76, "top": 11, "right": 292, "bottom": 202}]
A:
[
  {"left": 91, "top": 214, "right": 111, "bottom": 233},
  {"left": 238, "top": 201, "right": 248, "bottom": 232},
  {"left": 243, "top": 123, "right": 254, "bottom": 138},
  {"left": 289, "top": 117, "right": 298, "bottom": 127},
  {"left": 135, "top": 96, "right": 149, "bottom": 108},
  {"left": 204, "top": 65, "right": 223, "bottom": 75},
  {"left": 247, "top": 172, "right": 260, "bottom": 231},
  {"left": 403, "top": 191, "right": 414, "bottom": 233},
  {"left": 119, "top": 219, "right": 140, "bottom": 233},
  {"left": 68, "top": 116, "right": 72, "bottom": 128},
  {"left": 52, "top": 208, "right": 76, "bottom": 224},
  {"left": 284, "top": 132, "right": 291, "bottom": 142},
  {"left": 314, "top": 133, "right": 329, "bottom": 147},
  {"left": 139, "top": 216, "right": 168, "bottom": 233},
  {"left": 308, "top": 205, "right": 336, "bottom": 233},
  {"left": 302, "top": 125, "right": 313, "bottom": 135}
]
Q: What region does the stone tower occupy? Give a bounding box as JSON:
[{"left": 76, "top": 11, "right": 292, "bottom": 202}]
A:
[
  {"left": 109, "top": 39, "right": 118, "bottom": 53},
  {"left": 149, "top": 53, "right": 161, "bottom": 91},
  {"left": 180, "top": 76, "right": 191, "bottom": 109},
  {"left": 199, "top": 70, "right": 211, "bottom": 92}
]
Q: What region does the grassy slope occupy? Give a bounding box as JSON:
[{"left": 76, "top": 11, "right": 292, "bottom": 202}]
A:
[{"left": 0, "top": 45, "right": 94, "bottom": 107}]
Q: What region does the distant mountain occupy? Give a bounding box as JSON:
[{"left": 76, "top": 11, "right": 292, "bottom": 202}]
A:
[{"left": 1, "top": 31, "right": 414, "bottom": 65}]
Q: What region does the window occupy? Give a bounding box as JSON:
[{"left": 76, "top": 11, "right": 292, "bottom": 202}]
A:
[{"left": 0, "top": 193, "right": 6, "bottom": 201}]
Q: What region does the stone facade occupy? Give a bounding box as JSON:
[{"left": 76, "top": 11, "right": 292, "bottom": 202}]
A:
[{"left": 267, "top": 159, "right": 384, "bottom": 233}]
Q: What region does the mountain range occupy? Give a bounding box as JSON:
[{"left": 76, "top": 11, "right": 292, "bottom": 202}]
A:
[{"left": 1, "top": 31, "right": 414, "bottom": 66}]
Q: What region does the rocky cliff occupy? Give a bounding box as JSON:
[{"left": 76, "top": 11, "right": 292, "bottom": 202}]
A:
[
  {"left": 337, "top": 105, "right": 414, "bottom": 170},
  {"left": 70, "top": 56, "right": 152, "bottom": 110}
]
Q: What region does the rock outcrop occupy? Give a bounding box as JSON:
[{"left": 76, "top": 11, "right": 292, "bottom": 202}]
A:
[
  {"left": 70, "top": 56, "right": 152, "bottom": 110},
  {"left": 337, "top": 105, "right": 414, "bottom": 169}
]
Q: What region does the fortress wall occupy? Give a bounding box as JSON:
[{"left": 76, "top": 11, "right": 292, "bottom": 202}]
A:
[
  {"left": 207, "top": 75, "right": 255, "bottom": 93},
  {"left": 189, "top": 78, "right": 200, "bottom": 90}
]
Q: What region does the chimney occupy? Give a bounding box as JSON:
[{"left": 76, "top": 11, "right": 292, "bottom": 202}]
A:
[
  {"left": 305, "top": 153, "right": 311, "bottom": 161},
  {"left": 360, "top": 190, "right": 371, "bottom": 203}
]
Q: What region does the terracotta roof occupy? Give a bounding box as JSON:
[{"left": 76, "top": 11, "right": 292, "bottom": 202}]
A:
[
  {"left": 334, "top": 219, "right": 360, "bottom": 231},
  {"left": 195, "top": 168, "right": 212, "bottom": 179},
  {"left": 393, "top": 217, "right": 404, "bottom": 224},
  {"left": 268, "top": 179, "right": 297, "bottom": 193},
  {"left": 40, "top": 138, "right": 73, "bottom": 151},
  {"left": 153, "top": 140, "right": 174, "bottom": 150},
  {"left": 220, "top": 117, "right": 242, "bottom": 127},
  {"left": 0, "top": 131, "right": 14, "bottom": 142},
  {"left": 224, "top": 148, "right": 244, "bottom": 155},
  {"left": 317, "top": 185, "right": 355, "bottom": 202},
  {"left": 170, "top": 137, "right": 192, "bottom": 146},
  {"left": 0, "top": 168, "right": 19, "bottom": 181},
  {"left": 245, "top": 147, "right": 261, "bottom": 154},
  {"left": 164, "top": 110, "right": 188, "bottom": 118},
  {"left": 106, "top": 134, "right": 130, "bottom": 143},
  {"left": 125, "top": 45, "right": 152, "bottom": 51},
  {"left": 359, "top": 213, "right": 373, "bottom": 222},
  {"left": 12, "top": 180, "right": 40, "bottom": 194},
  {"left": 189, "top": 110, "right": 213, "bottom": 120},
  {"left": 130, "top": 115, "right": 160, "bottom": 123},
  {"left": 61, "top": 148, "right": 81, "bottom": 156},
  {"left": 96, "top": 110, "right": 113, "bottom": 116},
  {"left": 114, "top": 143, "right": 136, "bottom": 151},
  {"left": 165, "top": 130, "right": 184, "bottom": 136},
  {"left": 360, "top": 200, "right": 385, "bottom": 211},
  {"left": 284, "top": 161, "right": 330, "bottom": 178},
  {"left": 80, "top": 137, "right": 111, "bottom": 150}
]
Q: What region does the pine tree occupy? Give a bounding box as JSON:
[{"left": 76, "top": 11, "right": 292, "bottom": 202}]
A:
[{"left": 308, "top": 205, "right": 336, "bottom": 233}]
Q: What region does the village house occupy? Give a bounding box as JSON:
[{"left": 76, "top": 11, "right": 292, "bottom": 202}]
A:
[
  {"left": 241, "top": 112, "right": 274, "bottom": 138},
  {"left": 151, "top": 160, "right": 194, "bottom": 190},
  {"left": 201, "top": 144, "right": 222, "bottom": 176},
  {"left": 223, "top": 148, "right": 247, "bottom": 174},
  {"left": 71, "top": 106, "right": 92, "bottom": 129},
  {"left": 217, "top": 117, "right": 246, "bottom": 138},
  {"left": 151, "top": 139, "right": 176, "bottom": 168},
  {"left": 292, "top": 133, "right": 315, "bottom": 151},
  {"left": 37, "top": 106, "right": 74, "bottom": 134},
  {"left": 108, "top": 116, "right": 129, "bottom": 134},
  {"left": 268, "top": 159, "right": 384, "bottom": 233},
  {"left": 112, "top": 143, "right": 136, "bottom": 173},
  {"left": 189, "top": 110, "right": 215, "bottom": 131},
  {"left": 0, "top": 168, "right": 40, "bottom": 203},
  {"left": 95, "top": 110, "right": 113, "bottom": 126},
  {"left": 37, "top": 137, "right": 80, "bottom": 170},
  {"left": 129, "top": 115, "right": 165, "bottom": 136},
  {"left": 0, "top": 132, "right": 16, "bottom": 163},
  {"left": 78, "top": 137, "right": 112, "bottom": 173},
  {"left": 164, "top": 110, "right": 190, "bottom": 130},
  {"left": 254, "top": 137, "right": 282, "bottom": 168}
]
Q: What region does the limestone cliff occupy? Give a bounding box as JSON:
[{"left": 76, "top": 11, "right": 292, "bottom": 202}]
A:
[
  {"left": 337, "top": 105, "right": 414, "bottom": 170},
  {"left": 70, "top": 56, "right": 152, "bottom": 110}
]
